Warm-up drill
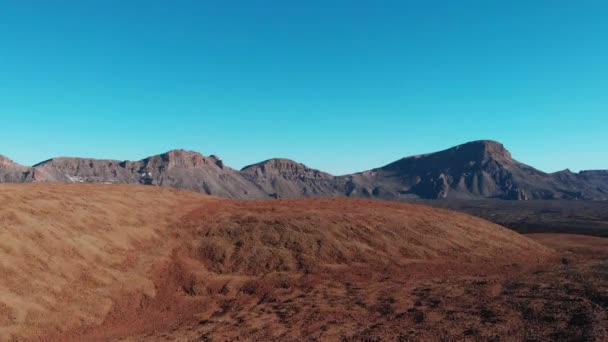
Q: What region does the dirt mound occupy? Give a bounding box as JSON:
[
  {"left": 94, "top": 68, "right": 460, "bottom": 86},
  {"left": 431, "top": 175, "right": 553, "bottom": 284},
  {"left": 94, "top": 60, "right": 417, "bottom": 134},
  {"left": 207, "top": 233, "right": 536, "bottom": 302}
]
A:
[{"left": 0, "top": 184, "right": 556, "bottom": 341}]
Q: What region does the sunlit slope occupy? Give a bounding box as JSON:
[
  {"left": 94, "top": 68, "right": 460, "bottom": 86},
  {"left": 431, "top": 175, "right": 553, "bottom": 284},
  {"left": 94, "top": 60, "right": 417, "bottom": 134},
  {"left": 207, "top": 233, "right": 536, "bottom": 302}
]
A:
[
  {"left": 0, "top": 184, "right": 554, "bottom": 340},
  {"left": 182, "top": 198, "right": 555, "bottom": 275},
  {"left": 0, "top": 184, "right": 209, "bottom": 340}
]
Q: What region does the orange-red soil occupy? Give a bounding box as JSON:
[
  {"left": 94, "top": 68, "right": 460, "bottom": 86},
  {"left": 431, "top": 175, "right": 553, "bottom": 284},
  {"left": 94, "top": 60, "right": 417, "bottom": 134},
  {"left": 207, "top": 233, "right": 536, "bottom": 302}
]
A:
[{"left": 2, "top": 184, "right": 605, "bottom": 341}]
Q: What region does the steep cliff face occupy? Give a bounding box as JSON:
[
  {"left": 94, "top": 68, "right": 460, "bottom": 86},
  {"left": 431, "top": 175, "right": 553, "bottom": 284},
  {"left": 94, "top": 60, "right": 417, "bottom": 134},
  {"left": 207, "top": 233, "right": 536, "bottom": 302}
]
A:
[{"left": 1, "top": 141, "right": 607, "bottom": 200}]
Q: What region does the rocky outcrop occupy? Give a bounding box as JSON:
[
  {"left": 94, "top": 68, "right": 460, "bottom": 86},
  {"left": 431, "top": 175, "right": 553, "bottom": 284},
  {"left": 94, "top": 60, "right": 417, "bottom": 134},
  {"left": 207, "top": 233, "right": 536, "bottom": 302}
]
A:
[
  {"left": 1, "top": 141, "right": 607, "bottom": 200},
  {"left": 0, "top": 155, "right": 33, "bottom": 182},
  {"left": 29, "top": 150, "right": 267, "bottom": 198},
  {"left": 340, "top": 140, "right": 607, "bottom": 200},
  {"left": 241, "top": 158, "right": 343, "bottom": 198}
]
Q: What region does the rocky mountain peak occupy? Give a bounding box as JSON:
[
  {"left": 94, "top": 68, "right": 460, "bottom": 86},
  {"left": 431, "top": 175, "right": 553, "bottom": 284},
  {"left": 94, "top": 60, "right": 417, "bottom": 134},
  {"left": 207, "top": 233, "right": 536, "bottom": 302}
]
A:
[
  {"left": 450, "top": 140, "right": 512, "bottom": 161},
  {"left": 241, "top": 158, "right": 333, "bottom": 179},
  {"left": 243, "top": 158, "right": 302, "bottom": 171},
  {"left": 145, "top": 149, "right": 222, "bottom": 169},
  {"left": 1, "top": 140, "right": 606, "bottom": 200}
]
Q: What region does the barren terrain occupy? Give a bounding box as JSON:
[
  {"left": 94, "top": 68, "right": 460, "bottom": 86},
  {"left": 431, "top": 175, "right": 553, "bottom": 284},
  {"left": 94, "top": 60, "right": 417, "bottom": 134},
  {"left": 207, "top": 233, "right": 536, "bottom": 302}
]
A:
[
  {"left": 1, "top": 184, "right": 606, "bottom": 341},
  {"left": 2, "top": 140, "right": 608, "bottom": 201},
  {"left": 418, "top": 199, "right": 608, "bottom": 237}
]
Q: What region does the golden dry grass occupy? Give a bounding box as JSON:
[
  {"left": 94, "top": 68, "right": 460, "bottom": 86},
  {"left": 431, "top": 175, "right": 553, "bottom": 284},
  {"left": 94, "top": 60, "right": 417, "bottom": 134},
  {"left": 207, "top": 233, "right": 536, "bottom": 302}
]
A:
[
  {"left": 0, "top": 184, "right": 558, "bottom": 341},
  {"left": 0, "top": 184, "right": 209, "bottom": 340},
  {"left": 182, "top": 198, "right": 555, "bottom": 275}
]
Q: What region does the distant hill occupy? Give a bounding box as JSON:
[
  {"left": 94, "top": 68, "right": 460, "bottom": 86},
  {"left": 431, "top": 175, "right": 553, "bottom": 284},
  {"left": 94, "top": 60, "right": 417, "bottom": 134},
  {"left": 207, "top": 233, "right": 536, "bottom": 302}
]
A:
[
  {"left": 240, "top": 158, "right": 343, "bottom": 198},
  {"left": 341, "top": 140, "right": 608, "bottom": 200},
  {"left": 29, "top": 150, "right": 267, "bottom": 198},
  {"left": 1, "top": 140, "right": 607, "bottom": 200}
]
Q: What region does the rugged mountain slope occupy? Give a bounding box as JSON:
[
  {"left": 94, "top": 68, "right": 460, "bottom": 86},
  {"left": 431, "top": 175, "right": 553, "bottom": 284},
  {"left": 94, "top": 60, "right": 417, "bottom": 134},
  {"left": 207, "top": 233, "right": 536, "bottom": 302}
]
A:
[
  {"left": 1, "top": 141, "right": 606, "bottom": 200},
  {"left": 31, "top": 150, "right": 267, "bottom": 198},
  {"left": 0, "top": 184, "right": 555, "bottom": 340},
  {"left": 0, "top": 155, "right": 33, "bottom": 182},
  {"left": 342, "top": 140, "right": 605, "bottom": 200},
  {"left": 240, "top": 158, "right": 343, "bottom": 198},
  {"left": 551, "top": 169, "right": 608, "bottom": 200}
]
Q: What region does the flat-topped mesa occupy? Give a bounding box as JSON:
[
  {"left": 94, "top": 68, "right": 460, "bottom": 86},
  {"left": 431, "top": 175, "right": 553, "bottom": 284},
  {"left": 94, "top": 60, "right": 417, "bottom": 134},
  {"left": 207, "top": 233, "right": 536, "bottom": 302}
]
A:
[
  {"left": 30, "top": 157, "right": 129, "bottom": 183},
  {"left": 1, "top": 140, "right": 607, "bottom": 200},
  {"left": 241, "top": 158, "right": 304, "bottom": 172},
  {"left": 416, "top": 140, "right": 513, "bottom": 164},
  {"left": 451, "top": 140, "right": 513, "bottom": 161},
  {"left": 33, "top": 156, "right": 121, "bottom": 167},
  {"left": 381, "top": 140, "right": 514, "bottom": 174},
  {"left": 379, "top": 140, "right": 514, "bottom": 174},
  {"left": 241, "top": 158, "right": 334, "bottom": 179},
  {"left": 351, "top": 140, "right": 557, "bottom": 200},
  {"left": 240, "top": 158, "right": 342, "bottom": 198},
  {"left": 24, "top": 150, "right": 266, "bottom": 197},
  {"left": 143, "top": 149, "right": 224, "bottom": 170}
]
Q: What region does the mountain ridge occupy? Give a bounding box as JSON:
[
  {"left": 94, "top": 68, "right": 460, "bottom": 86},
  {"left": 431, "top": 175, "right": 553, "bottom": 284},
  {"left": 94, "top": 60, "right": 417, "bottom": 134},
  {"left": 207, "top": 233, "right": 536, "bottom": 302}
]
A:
[{"left": 1, "top": 140, "right": 606, "bottom": 200}]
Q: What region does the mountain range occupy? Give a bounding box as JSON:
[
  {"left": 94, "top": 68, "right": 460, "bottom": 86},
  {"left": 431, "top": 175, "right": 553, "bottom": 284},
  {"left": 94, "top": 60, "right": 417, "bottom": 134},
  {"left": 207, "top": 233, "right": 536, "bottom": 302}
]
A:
[{"left": 1, "top": 140, "right": 607, "bottom": 200}]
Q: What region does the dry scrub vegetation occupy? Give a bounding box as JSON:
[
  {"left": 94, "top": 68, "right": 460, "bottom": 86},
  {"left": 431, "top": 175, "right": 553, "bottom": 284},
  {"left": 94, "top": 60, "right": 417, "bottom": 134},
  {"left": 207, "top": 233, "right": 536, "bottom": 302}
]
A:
[
  {"left": 5, "top": 184, "right": 604, "bottom": 341},
  {"left": 0, "top": 184, "right": 207, "bottom": 340}
]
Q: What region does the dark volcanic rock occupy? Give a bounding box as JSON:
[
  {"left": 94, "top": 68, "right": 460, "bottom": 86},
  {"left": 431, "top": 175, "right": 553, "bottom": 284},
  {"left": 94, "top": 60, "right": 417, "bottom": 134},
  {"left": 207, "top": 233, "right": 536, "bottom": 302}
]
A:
[
  {"left": 1, "top": 141, "right": 607, "bottom": 201},
  {"left": 340, "top": 140, "right": 605, "bottom": 200},
  {"left": 564, "top": 170, "right": 608, "bottom": 200},
  {"left": 30, "top": 150, "right": 267, "bottom": 198},
  {"left": 241, "top": 158, "right": 343, "bottom": 198}
]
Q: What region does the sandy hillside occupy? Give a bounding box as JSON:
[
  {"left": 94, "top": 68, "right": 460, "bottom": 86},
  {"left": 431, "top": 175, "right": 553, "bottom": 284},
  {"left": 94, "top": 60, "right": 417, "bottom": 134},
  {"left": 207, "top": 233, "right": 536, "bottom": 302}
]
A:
[{"left": 0, "top": 184, "right": 557, "bottom": 341}]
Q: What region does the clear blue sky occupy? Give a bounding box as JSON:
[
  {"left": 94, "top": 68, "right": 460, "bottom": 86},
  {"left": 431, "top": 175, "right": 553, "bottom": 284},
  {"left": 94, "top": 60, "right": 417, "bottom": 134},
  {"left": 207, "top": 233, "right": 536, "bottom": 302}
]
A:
[{"left": 0, "top": 1, "right": 606, "bottom": 175}]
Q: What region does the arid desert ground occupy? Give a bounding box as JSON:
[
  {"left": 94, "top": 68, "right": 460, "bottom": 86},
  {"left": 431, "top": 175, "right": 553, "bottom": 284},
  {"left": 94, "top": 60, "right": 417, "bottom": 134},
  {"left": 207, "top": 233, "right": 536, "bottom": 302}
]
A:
[{"left": 0, "top": 184, "right": 606, "bottom": 341}]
